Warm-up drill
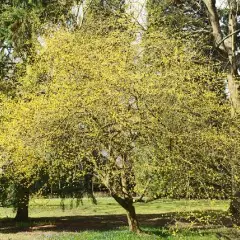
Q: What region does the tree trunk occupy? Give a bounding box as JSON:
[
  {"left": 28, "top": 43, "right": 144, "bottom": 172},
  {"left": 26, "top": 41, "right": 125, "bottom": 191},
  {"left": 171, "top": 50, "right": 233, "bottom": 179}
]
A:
[
  {"left": 229, "top": 191, "right": 240, "bottom": 225},
  {"left": 125, "top": 203, "right": 141, "bottom": 233},
  {"left": 112, "top": 194, "right": 141, "bottom": 233},
  {"left": 227, "top": 0, "right": 239, "bottom": 116},
  {"left": 14, "top": 185, "right": 29, "bottom": 222},
  {"left": 227, "top": 74, "right": 240, "bottom": 116},
  {"left": 226, "top": 1, "right": 240, "bottom": 223}
]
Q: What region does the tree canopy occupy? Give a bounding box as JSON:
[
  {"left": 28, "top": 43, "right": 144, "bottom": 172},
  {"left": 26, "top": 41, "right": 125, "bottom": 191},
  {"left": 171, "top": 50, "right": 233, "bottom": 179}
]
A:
[{"left": 0, "top": 0, "right": 240, "bottom": 232}]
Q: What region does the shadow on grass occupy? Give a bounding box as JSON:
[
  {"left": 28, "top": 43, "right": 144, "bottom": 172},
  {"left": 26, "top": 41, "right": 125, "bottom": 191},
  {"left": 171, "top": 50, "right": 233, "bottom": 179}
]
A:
[{"left": 0, "top": 210, "right": 233, "bottom": 235}]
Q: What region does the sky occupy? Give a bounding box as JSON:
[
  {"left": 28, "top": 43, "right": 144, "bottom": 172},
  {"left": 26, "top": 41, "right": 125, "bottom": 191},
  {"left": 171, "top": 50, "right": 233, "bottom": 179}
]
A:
[{"left": 215, "top": 0, "right": 228, "bottom": 9}]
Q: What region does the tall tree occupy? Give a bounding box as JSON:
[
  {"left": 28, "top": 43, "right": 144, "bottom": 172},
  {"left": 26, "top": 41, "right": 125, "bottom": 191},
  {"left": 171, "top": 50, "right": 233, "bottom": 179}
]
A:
[
  {"left": 202, "top": 0, "right": 240, "bottom": 221},
  {"left": 0, "top": 0, "right": 80, "bottom": 221},
  {"left": 202, "top": 0, "right": 240, "bottom": 114}
]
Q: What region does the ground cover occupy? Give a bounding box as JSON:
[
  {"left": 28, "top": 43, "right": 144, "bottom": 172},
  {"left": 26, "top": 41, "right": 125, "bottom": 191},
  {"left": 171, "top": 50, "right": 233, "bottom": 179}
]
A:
[{"left": 0, "top": 198, "right": 239, "bottom": 239}]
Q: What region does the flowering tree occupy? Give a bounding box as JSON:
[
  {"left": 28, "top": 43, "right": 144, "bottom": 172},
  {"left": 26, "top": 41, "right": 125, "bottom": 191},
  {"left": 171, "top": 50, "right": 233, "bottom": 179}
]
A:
[{"left": 0, "top": 26, "right": 237, "bottom": 231}]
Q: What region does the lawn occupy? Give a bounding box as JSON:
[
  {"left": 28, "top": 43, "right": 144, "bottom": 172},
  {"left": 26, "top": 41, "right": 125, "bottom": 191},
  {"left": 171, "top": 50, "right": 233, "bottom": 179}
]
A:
[{"left": 0, "top": 198, "right": 239, "bottom": 240}]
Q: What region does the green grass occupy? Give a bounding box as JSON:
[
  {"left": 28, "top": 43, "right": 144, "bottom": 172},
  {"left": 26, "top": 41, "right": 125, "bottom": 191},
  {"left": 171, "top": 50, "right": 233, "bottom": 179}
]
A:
[
  {"left": 0, "top": 230, "right": 220, "bottom": 240},
  {"left": 0, "top": 198, "right": 238, "bottom": 240},
  {"left": 39, "top": 229, "right": 219, "bottom": 240},
  {"left": 0, "top": 198, "right": 230, "bottom": 218}
]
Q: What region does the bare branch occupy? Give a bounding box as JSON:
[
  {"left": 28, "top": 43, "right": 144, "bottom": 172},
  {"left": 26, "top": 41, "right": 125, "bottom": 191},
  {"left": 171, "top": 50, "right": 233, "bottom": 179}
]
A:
[{"left": 216, "top": 29, "right": 240, "bottom": 49}]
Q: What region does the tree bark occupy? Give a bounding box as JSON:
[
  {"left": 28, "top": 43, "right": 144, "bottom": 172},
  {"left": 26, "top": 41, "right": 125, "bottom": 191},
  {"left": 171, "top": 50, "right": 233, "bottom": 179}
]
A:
[
  {"left": 227, "top": 74, "right": 240, "bottom": 116},
  {"left": 229, "top": 191, "right": 240, "bottom": 225},
  {"left": 112, "top": 194, "right": 141, "bottom": 233},
  {"left": 125, "top": 202, "right": 141, "bottom": 233},
  {"left": 14, "top": 185, "right": 29, "bottom": 222},
  {"left": 203, "top": 0, "right": 226, "bottom": 51},
  {"left": 225, "top": 1, "right": 240, "bottom": 222}
]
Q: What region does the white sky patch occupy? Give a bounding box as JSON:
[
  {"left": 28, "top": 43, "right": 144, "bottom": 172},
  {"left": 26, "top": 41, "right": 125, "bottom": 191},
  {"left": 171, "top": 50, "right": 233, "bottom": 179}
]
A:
[
  {"left": 215, "top": 0, "right": 228, "bottom": 9},
  {"left": 126, "top": 0, "right": 147, "bottom": 30}
]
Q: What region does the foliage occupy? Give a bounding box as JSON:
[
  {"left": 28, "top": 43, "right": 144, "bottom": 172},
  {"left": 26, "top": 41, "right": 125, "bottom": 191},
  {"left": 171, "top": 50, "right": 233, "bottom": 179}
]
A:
[
  {"left": 0, "top": 0, "right": 239, "bottom": 230},
  {"left": 0, "top": 23, "right": 237, "bottom": 205},
  {"left": 0, "top": 0, "right": 77, "bottom": 94},
  {"left": 147, "top": 1, "right": 209, "bottom": 40}
]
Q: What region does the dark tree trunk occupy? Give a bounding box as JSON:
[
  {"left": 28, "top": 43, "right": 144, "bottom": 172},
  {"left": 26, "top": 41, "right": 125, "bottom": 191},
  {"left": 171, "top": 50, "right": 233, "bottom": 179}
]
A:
[
  {"left": 125, "top": 203, "right": 141, "bottom": 233},
  {"left": 112, "top": 194, "right": 141, "bottom": 233},
  {"left": 14, "top": 185, "right": 29, "bottom": 222},
  {"left": 229, "top": 191, "right": 240, "bottom": 225}
]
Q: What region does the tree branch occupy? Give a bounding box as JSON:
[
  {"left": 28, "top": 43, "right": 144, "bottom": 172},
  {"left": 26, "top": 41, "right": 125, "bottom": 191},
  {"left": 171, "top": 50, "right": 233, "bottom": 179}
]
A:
[
  {"left": 203, "top": 0, "right": 228, "bottom": 52},
  {"left": 216, "top": 29, "right": 240, "bottom": 49}
]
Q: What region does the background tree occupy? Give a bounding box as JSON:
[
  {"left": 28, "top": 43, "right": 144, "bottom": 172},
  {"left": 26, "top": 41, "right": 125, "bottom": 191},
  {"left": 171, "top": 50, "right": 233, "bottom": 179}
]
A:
[
  {"left": 202, "top": 0, "right": 240, "bottom": 115},
  {"left": 0, "top": 0, "right": 78, "bottom": 95},
  {"left": 202, "top": 0, "right": 240, "bottom": 221},
  {"left": 0, "top": 0, "right": 84, "bottom": 221}
]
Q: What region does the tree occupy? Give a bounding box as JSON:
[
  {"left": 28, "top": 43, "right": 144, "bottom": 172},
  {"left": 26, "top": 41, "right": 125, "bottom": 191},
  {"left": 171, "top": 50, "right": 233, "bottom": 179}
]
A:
[
  {"left": 2, "top": 22, "right": 235, "bottom": 232},
  {"left": 0, "top": 0, "right": 237, "bottom": 229},
  {"left": 0, "top": 0, "right": 83, "bottom": 221},
  {"left": 0, "top": 0, "right": 78, "bottom": 94},
  {"left": 148, "top": 0, "right": 240, "bottom": 222},
  {"left": 202, "top": 0, "right": 240, "bottom": 115},
  {"left": 202, "top": 0, "right": 240, "bottom": 221},
  {"left": 0, "top": 92, "right": 92, "bottom": 220}
]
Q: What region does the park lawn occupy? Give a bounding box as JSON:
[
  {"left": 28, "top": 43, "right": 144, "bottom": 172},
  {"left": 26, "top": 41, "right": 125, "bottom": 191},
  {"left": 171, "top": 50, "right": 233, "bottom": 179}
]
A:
[
  {"left": 0, "top": 228, "right": 226, "bottom": 240},
  {"left": 0, "top": 197, "right": 230, "bottom": 218},
  {"left": 30, "top": 228, "right": 222, "bottom": 240},
  {"left": 0, "top": 198, "right": 238, "bottom": 240}
]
